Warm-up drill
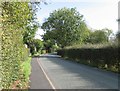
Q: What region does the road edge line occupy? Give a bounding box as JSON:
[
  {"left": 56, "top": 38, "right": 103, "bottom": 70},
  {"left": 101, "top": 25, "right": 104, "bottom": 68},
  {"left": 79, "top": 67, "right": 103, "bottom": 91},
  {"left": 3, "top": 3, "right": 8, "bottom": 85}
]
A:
[{"left": 37, "top": 58, "right": 56, "bottom": 90}]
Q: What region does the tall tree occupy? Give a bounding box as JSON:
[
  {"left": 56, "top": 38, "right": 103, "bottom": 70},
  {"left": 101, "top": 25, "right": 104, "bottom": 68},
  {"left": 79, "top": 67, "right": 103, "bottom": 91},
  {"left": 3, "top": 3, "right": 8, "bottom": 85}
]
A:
[
  {"left": 41, "top": 7, "right": 90, "bottom": 48},
  {"left": 33, "top": 39, "right": 43, "bottom": 52},
  {"left": 101, "top": 28, "right": 112, "bottom": 42},
  {"left": 86, "top": 29, "right": 110, "bottom": 44}
]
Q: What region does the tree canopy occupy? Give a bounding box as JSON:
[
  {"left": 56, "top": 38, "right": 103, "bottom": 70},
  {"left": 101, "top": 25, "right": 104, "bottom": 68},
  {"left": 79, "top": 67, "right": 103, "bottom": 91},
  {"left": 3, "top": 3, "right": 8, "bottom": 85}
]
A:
[
  {"left": 41, "top": 7, "right": 90, "bottom": 48},
  {"left": 86, "top": 29, "right": 112, "bottom": 44}
]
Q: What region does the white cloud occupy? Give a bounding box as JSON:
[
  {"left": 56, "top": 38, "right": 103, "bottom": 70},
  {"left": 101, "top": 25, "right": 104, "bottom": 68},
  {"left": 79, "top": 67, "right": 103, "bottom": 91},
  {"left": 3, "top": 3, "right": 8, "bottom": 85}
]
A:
[{"left": 79, "top": 1, "right": 118, "bottom": 33}]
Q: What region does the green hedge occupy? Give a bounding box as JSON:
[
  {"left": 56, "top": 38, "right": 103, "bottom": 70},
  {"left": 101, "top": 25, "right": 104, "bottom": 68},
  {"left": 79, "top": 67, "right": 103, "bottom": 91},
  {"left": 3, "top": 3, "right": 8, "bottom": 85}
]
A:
[
  {"left": 57, "top": 46, "right": 119, "bottom": 72},
  {"left": 1, "top": 2, "right": 32, "bottom": 89},
  {"left": 1, "top": 28, "right": 30, "bottom": 89}
]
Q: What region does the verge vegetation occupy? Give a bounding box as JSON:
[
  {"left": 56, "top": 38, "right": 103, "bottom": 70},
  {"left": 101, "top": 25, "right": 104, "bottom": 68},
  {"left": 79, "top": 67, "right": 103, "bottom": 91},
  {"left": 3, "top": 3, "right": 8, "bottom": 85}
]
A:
[
  {"left": 0, "top": 2, "right": 40, "bottom": 89},
  {"left": 57, "top": 44, "right": 119, "bottom": 73}
]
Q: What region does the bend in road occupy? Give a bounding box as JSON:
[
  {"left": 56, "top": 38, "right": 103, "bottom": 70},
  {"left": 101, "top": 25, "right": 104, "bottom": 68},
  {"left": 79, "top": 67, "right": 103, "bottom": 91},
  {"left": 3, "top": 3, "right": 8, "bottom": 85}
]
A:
[{"left": 34, "top": 54, "right": 119, "bottom": 89}]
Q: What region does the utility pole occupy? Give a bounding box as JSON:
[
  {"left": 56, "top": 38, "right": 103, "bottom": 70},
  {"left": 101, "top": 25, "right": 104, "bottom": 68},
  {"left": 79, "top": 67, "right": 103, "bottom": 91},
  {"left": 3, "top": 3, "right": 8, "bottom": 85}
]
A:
[{"left": 118, "top": 1, "right": 120, "bottom": 31}]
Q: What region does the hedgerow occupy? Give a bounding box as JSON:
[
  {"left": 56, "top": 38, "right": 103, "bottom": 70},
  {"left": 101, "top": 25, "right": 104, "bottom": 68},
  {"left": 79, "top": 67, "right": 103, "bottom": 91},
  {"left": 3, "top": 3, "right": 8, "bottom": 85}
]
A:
[
  {"left": 1, "top": 27, "right": 30, "bottom": 89},
  {"left": 57, "top": 45, "right": 119, "bottom": 72},
  {"left": 1, "top": 2, "right": 33, "bottom": 89}
]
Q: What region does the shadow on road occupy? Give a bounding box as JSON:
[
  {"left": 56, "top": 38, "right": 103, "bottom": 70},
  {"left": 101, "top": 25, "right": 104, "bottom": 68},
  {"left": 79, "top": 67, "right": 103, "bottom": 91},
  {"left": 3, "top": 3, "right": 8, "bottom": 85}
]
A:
[
  {"left": 33, "top": 53, "right": 61, "bottom": 58},
  {"left": 37, "top": 54, "right": 118, "bottom": 89}
]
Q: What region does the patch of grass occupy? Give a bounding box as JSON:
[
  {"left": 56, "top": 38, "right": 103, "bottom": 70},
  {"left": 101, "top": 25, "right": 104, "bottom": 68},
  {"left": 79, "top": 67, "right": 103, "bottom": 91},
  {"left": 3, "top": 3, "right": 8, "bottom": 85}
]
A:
[
  {"left": 10, "top": 57, "right": 32, "bottom": 89},
  {"left": 21, "top": 57, "right": 31, "bottom": 82},
  {"left": 0, "top": 61, "right": 2, "bottom": 90}
]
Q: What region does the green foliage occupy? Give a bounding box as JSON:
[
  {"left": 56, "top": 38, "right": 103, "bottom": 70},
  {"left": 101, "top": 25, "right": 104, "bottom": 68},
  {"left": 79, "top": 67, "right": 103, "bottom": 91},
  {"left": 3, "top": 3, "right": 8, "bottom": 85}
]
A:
[
  {"left": 64, "top": 43, "right": 117, "bottom": 49},
  {"left": 43, "top": 39, "right": 55, "bottom": 53},
  {"left": 57, "top": 45, "right": 119, "bottom": 73},
  {"left": 102, "top": 28, "right": 112, "bottom": 41},
  {"left": 42, "top": 7, "right": 90, "bottom": 48},
  {"left": 41, "top": 50, "right": 46, "bottom": 54},
  {"left": 21, "top": 57, "right": 31, "bottom": 83},
  {"left": 32, "top": 39, "right": 43, "bottom": 52},
  {"left": 1, "top": 28, "right": 29, "bottom": 88},
  {"left": 51, "top": 44, "right": 59, "bottom": 52},
  {"left": 0, "top": 2, "right": 37, "bottom": 89},
  {"left": 1, "top": 2, "right": 33, "bottom": 32},
  {"left": 29, "top": 43, "right": 36, "bottom": 56},
  {"left": 116, "top": 31, "right": 120, "bottom": 45},
  {"left": 86, "top": 29, "right": 112, "bottom": 44},
  {"left": 29, "top": 39, "right": 43, "bottom": 55},
  {"left": 23, "top": 22, "right": 39, "bottom": 47}
]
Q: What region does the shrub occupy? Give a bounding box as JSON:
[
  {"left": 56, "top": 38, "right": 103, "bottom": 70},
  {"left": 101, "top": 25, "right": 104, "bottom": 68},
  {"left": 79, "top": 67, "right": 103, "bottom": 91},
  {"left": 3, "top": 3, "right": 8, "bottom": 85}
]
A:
[
  {"left": 1, "top": 28, "right": 30, "bottom": 88},
  {"left": 57, "top": 45, "right": 119, "bottom": 72},
  {"left": 1, "top": 2, "right": 32, "bottom": 89}
]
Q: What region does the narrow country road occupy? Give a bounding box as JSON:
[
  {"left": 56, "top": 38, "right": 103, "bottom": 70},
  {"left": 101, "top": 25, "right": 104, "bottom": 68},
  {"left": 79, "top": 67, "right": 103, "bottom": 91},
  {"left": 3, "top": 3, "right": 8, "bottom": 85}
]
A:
[
  {"left": 29, "top": 57, "right": 52, "bottom": 89},
  {"left": 30, "top": 54, "right": 119, "bottom": 90}
]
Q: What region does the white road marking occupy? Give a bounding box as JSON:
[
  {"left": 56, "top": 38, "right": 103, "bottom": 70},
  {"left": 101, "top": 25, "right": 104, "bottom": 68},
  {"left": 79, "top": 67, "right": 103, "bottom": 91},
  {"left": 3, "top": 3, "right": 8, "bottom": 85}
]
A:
[{"left": 37, "top": 58, "right": 56, "bottom": 90}]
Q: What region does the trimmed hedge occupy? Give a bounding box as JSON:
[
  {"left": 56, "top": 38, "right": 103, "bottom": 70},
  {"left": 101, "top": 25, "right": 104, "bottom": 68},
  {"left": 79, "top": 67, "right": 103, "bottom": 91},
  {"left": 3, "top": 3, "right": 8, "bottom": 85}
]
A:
[
  {"left": 1, "top": 28, "right": 29, "bottom": 89},
  {"left": 1, "top": 2, "right": 32, "bottom": 89},
  {"left": 57, "top": 46, "right": 119, "bottom": 72}
]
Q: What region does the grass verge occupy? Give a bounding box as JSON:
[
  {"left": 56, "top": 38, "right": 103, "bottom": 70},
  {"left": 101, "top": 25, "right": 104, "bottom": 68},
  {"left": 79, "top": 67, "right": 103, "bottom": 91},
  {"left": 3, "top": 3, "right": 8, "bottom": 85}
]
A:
[{"left": 21, "top": 57, "right": 32, "bottom": 88}]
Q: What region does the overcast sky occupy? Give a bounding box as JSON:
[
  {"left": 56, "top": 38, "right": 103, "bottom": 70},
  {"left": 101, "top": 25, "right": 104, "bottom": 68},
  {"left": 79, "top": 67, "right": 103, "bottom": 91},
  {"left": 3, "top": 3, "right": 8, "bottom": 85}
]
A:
[{"left": 35, "top": 0, "right": 119, "bottom": 39}]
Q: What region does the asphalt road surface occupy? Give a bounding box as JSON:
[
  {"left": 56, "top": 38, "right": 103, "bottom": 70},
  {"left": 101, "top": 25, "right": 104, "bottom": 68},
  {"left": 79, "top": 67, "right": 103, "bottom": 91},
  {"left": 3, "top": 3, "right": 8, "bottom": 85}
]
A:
[
  {"left": 30, "top": 54, "right": 119, "bottom": 90},
  {"left": 29, "top": 57, "right": 53, "bottom": 89}
]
